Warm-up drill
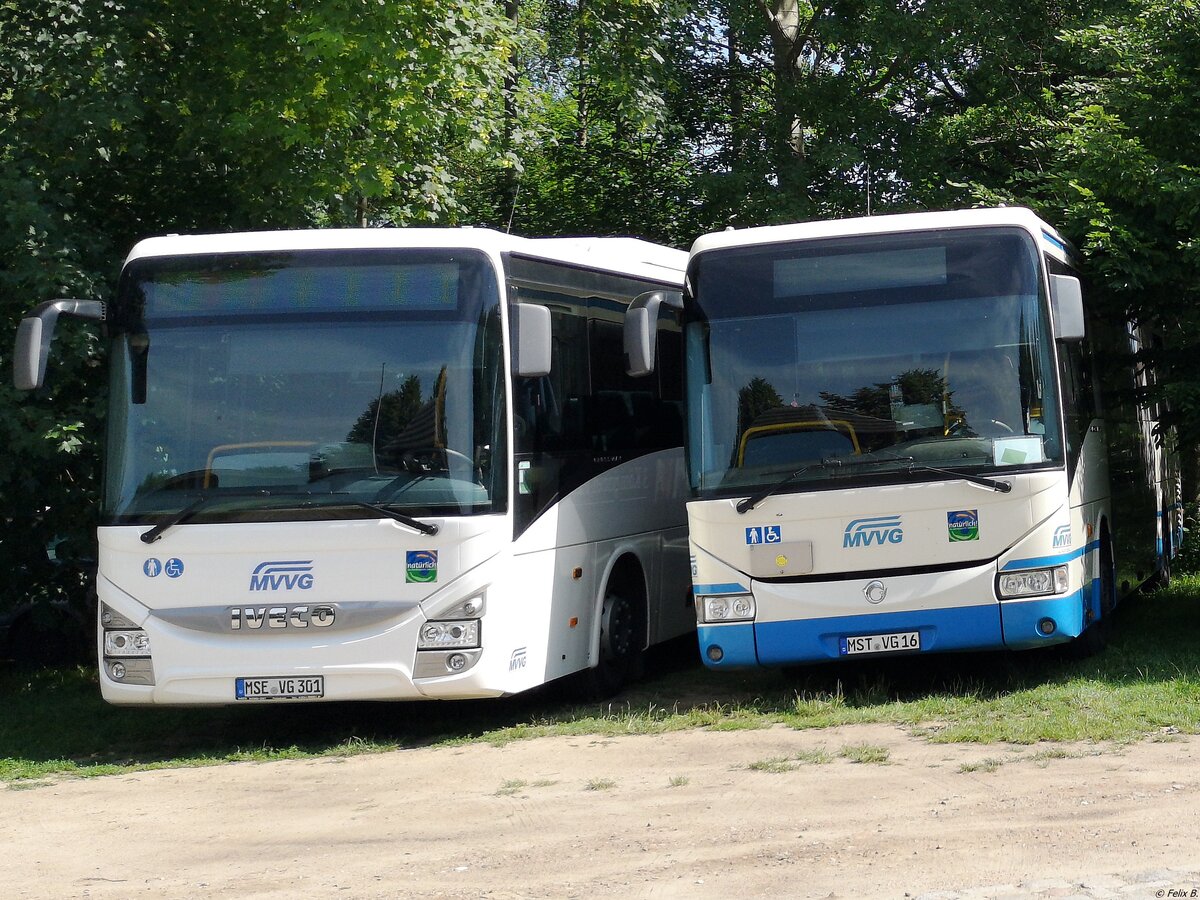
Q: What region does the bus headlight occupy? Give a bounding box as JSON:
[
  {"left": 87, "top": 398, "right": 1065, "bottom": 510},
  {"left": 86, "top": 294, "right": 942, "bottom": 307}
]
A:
[
  {"left": 998, "top": 566, "right": 1069, "bottom": 599},
  {"left": 103, "top": 629, "right": 152, "bottom": 657},
  {"left": 700, "top": 594, "right": 755, "bottom": 624},
  {"left": 418, "top": 620, "right": 481, "bottom": 649}
]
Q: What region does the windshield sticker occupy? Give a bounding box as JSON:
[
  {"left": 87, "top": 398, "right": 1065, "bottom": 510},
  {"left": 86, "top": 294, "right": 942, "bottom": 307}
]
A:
[
  {"left": 947, "top": 510, "right": 980, "bottom": 542},
  {"left": 745, "top": 526, "right": 782, "bottom": 545},
  {"left": 992, "top": 436, "right": 1046, "bottom": 466},
  {"left": 144, "top": 557, "right": 185, "bottom": 578},
  {"left": 843, "top": 516, "right": 903, "bottom": 548},
  {"left": 406, "top": 550, "right": 438, "bottom": 583}
]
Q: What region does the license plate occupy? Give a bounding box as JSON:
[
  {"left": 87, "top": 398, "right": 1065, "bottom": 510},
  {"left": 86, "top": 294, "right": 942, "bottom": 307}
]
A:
[
  {"left": 839, "top": 631, "right": 921, "bottom": 656},
  {"left": 235, "top": 676, "right": 324, "bottom": 700}
]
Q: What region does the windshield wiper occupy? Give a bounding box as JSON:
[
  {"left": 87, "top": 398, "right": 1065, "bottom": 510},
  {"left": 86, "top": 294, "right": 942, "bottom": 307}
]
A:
[
  {"left": 734, "top": 450, "right": 1011, "bottom": 515},
  {"left": 904, "top": 462, "right": 1012, "bottom": 493},
  {"left": 140, "top": 491, "right": 438, "bottom": 543},
  {"left": 814, "top": 452, "right": 1011, "bottom": 492},
  {"left": 140, "top": 492, "right": 258, "bottom": 544},
  {"left": 736, "top": 466, "right": 811, "bottom": 514},
  {"left": 347, "top": 501, "right": 439, "bottom": 536},
  {"left": 738, "top": 452, "right": 920, "bottom": 513}
]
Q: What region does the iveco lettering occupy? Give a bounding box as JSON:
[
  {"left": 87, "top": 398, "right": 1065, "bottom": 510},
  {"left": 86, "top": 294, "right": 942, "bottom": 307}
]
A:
[
  {"left": 624, "top": 208, "right": 1180, "bottom": 670},
  {"left": 14, "top": 229, "right": 693, "bottom": 704}
]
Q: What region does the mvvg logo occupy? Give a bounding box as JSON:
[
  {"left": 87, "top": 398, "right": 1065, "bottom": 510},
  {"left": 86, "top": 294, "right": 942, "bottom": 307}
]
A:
[
  {"left": 249, "top": 560, "right": 315, "bottom": 591},
  {"left": 843, "top": 515, "right": 904, "bottom": 548},
  {"left": 1052, "top": 525, "right": 1072, "bottom": 548}
]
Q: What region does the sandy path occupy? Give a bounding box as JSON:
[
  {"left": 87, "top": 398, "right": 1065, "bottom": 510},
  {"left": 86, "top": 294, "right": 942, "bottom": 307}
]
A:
[{"left": 3, "top": 724, "right": 1199, "bottom": 898}]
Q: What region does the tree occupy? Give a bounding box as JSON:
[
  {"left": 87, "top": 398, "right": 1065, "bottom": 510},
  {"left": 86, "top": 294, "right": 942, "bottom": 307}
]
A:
[{"left": 0, "top": 0, "right": 517, "bottom": 617}]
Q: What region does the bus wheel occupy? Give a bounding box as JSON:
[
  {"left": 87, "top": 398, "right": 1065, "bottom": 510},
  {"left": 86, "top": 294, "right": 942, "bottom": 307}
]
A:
[
  {"left": 1069, "top": 533, "right": 1115, "bottom": 659},
  {"left": 581, "top": 591, "right": 645, "bottom": 700}
]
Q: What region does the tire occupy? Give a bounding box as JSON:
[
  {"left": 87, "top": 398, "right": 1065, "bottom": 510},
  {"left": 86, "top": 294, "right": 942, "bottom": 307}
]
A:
[
  {"left": 1068, "top": 533, "right": 1115, "bottom": 659},
  {"left": 579, "top": 591, "right": 645, "bottom": 700}
]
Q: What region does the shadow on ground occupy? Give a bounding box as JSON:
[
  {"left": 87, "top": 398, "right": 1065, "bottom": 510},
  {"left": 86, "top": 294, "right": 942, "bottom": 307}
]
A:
[{"left": 2, "top": 580, "right": 1197, "bottom": 771}]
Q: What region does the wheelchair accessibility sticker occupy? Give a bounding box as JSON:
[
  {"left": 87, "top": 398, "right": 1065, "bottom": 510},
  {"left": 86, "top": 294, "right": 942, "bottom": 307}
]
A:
[{"left": 745, "top": 526, "right": 782, "bottom": 545}]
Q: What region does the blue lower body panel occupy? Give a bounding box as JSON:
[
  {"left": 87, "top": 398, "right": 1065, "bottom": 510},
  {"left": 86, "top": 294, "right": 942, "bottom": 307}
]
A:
[
  {"left": 754, "top": 604, "right": 1005, "bottom": 666},
  {"left": 697, "top": 622, "right": 758, "bottom": 669},
  {"left": 999, "top": 588, "right": 1088, "bottom": 650},
  {"left": 700, "top": 588, "right": 1098, "bottom": 668}
]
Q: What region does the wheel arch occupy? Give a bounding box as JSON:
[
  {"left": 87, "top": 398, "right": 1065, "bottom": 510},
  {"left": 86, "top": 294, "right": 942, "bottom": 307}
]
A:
[{"left": 589, "top": 546, "right": 650, "bottom": 666}]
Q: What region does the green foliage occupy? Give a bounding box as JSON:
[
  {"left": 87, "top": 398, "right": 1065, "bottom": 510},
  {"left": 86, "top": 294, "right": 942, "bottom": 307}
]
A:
[
  {"left": 0, "top": 0, "right": 516, "bottom": 615},
  {"left": 4, "top": 0, "right": 1200, "bottom": 618}
]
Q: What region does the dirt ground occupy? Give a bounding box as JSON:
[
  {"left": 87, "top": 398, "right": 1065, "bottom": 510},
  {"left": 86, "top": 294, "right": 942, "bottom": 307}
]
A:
[{"left": 2, "top": 724, "right": 1199, "bottom": 899}]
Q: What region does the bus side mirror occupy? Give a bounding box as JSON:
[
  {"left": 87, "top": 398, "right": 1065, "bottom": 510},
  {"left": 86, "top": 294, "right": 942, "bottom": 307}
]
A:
[
  {"left": 1050, "top": 275, "right": 1085, "bottom": 342},
  {"left": 624, "top": 290, "right": 683, "bottom": 376},
  {"left": 512, "top": 302, "right": 552, "bottom": 378},
  {"left": 13, "top": 299, "right": 106, "bottom": 390}
]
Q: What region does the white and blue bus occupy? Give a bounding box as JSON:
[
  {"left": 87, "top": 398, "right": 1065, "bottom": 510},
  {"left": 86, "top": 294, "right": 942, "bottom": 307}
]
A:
[
  {"left": 624, "top": 208, "right": 1178, "bottom": 668},
  {"left": 15, "top": 228, "right": 692, "bottom": 703}
]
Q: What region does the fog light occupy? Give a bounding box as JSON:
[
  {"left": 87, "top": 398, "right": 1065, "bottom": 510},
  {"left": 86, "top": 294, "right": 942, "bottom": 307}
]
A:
[
  {"left": 447, "top": 653, "right": 468, "bottom": 671},
  {"left": 1038, "top": 617, "right": 1057, "bottom": 635},
  {"left": 110, "top": 661, "right": 127, "bottom": 680},
  {"left": 707, "top": 645, "right": 724, "bottom": 662}
]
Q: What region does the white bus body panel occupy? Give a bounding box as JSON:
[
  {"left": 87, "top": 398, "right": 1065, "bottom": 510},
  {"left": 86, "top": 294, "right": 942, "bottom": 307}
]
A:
[
  {"left": 99, "top": 450, "right": 689, "bottom": 705},
  {"left": 693, "top": 424, "right": 1113, "bottom": 666}
]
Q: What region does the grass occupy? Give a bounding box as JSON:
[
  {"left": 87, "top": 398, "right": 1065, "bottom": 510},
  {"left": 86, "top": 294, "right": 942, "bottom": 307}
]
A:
[
  {"left": 584, "top": 778, "right": 616, "bottom": 791},
  {"left": 2, "top": 577, "right": 1200, "bottom": 782},
  {"left": 839, "top": 743, "right": 890, "bottom": 765}
]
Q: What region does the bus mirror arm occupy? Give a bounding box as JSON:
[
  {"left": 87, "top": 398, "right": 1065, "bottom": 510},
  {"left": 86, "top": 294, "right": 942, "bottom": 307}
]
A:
[
  {"left": 1050, "top": 275, "right": 1085, "bottom": 342},
  {"left": 624, "top": 290, "right": 683, "bottom": 377},
  {"left": 13, "top": 299, "right": 106, "bottom": 390}
]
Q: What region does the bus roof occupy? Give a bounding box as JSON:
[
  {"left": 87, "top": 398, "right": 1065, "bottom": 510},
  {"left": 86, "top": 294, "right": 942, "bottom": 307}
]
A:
[
  {"left": 689, "top": 208, "right": 1075, "bottom": 267},
  {"left": 125, "top": 228, "right": 688, "bottom": 282}
]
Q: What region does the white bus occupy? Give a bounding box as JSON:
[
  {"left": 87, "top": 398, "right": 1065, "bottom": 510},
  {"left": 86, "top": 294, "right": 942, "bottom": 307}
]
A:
[
  {"left": 624, "top": 208, "right": 1178, "bottom": 669},
  {"left": 14, "top": 228, "right": 693, "bottom": 703}
]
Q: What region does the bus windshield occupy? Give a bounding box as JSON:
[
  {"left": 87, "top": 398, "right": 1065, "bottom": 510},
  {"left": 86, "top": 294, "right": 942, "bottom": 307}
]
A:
[
  {"left": 684, "top": 227, "right": 1062, "bottom": 497},
  {"left": 104, "top": 248, "right": 508, "bottom": 524}
]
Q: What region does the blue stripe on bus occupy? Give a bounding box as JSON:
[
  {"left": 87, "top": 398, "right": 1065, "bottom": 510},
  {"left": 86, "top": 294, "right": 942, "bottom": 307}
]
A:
[
  {"left": 692, "top": 583, "right": 749, "bottom": 596},
  {"left": 697, "top": 622, "right": 758, "bottom": 668},
  {"left": 1041, "top": 230, "right": 1068, "bottom": 253},
  {"left": 752, "top": 604, "right": 1005, "bottom": 665},
  {"left": 1001, "top": 540, "right": 1100, "bottom": 571}
]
